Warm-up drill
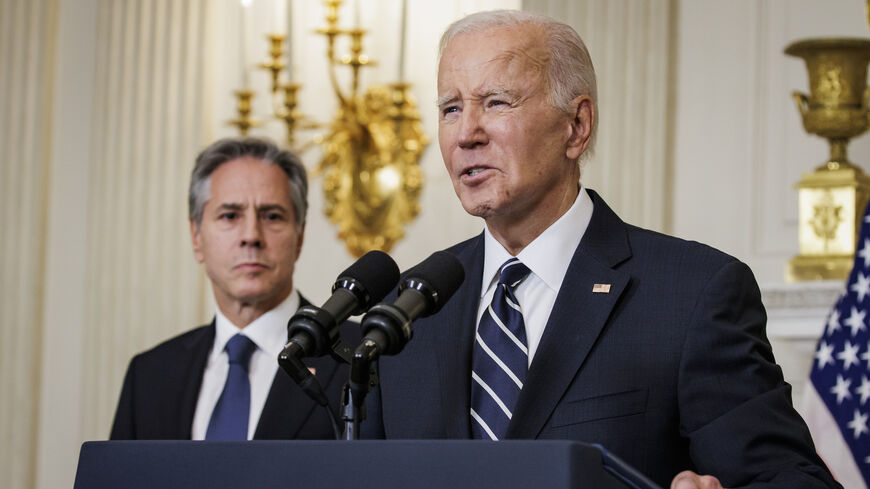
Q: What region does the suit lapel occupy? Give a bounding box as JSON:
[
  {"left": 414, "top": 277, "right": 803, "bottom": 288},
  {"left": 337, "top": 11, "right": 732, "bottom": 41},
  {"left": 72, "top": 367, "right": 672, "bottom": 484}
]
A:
[
  {"left": 254, "top": 362, "right": 317, "bottom": 439},
  {"left": 254, "top": 294, "right": 322, "bottom": 439},
  {"left": 178, "top": 321, "right": 215, "bottom": 438},
  {"left": 439, "top": 235, "right": 485, "bottom": 438},
  {"left": 507, "top": 190, "right": 633, "bottom": 439}
]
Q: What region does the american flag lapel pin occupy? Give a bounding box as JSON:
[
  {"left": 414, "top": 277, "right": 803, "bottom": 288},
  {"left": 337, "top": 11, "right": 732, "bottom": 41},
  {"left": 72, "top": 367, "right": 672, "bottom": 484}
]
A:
[{"left": 592, "top": 283, "right": 611, "bottom": 293}]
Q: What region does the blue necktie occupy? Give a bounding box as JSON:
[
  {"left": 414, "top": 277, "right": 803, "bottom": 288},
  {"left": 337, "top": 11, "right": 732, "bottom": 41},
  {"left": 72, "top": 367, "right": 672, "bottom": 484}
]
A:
[
  {"left": 471, "top": 258, "right": 532, "bottom": 440},
  {"left": 205, "top": 334, "right": 257, "bottom": 440}
]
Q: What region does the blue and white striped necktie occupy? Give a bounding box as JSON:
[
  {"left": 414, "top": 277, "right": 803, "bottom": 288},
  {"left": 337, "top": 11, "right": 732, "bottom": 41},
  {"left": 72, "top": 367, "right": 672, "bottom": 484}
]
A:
[{"left": 470, "top": 257, "right": 532, "bottom": 440}]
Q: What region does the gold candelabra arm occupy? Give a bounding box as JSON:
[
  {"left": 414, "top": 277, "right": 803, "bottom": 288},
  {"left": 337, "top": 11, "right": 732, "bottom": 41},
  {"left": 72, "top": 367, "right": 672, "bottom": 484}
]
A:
[
  {"left": 321, "top": 0, "right": 342, "bottom": 32},
  {"left": 327, "top": 48, "right": 350, "bottom": 109},
  {"left": 275, "top": 83, "right": 325, "bottom": 150},
  {"left": 278, "top": 83, "right": 304, "bottom": 148},
  {"left": 316, "top": 0, "right": 351, "bottom": 109},
  {"left": 341, "top": 28, "right": 375, "bottom": 99},
  {"left": 227, "top": 89, "right": 261, "bottom": 135},
  {"left": 259, "top": 33, "right": 287, "bottom": 93},
  {"left": 225, "top": 0, "right": 430, "bottom": 256}
]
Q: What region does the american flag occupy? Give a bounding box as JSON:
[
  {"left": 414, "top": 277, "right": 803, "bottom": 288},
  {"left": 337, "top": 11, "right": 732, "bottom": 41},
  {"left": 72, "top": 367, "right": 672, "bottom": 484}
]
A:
[{"left": 805, "top": 201, "right": 870, "bottom": 489}]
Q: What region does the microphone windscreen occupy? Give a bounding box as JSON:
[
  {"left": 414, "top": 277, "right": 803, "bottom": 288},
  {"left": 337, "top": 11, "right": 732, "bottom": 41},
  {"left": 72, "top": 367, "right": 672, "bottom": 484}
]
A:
[
  {"left": 401, "top": 251, "right": 465, "bottom": 315},
  {"left": 338, "top": 250, "right": 400, "bottom": 304}
]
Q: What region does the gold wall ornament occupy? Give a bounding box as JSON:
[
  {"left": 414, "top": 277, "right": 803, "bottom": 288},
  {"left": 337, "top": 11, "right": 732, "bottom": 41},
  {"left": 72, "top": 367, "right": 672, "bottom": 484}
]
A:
[
  {"left": 317, "top": 83, "right": 427, "bottom": 256},
  {"left": 227, "top": 0, "right": 427, "bottom": 257},
  {"left": 808, "top": 190, "right": 843, "bottom": 247},
  {"left": 227, "top": 89, "right": 260, "bottom": 135},
  {"left": 785, "top": 38, "right": 870, "bottom": 281}
]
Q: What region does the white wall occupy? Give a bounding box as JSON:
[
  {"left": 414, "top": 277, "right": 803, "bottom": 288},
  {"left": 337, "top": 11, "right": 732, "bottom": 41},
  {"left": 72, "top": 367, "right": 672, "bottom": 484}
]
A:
[{"left": 673, "top": 0, "right": 870, "bottom": 285}]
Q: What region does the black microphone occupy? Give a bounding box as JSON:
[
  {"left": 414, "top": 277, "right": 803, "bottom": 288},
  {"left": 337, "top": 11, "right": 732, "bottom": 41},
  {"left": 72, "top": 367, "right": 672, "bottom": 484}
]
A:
[
  {"left": 279, "top": 250, "right": 400, "bottom": 362},
  {"left": 357, "top": 251, "right": 465, "bottom": 358},
  {"left": 342, "top": 251, "right": 465, "bottom": 438}
]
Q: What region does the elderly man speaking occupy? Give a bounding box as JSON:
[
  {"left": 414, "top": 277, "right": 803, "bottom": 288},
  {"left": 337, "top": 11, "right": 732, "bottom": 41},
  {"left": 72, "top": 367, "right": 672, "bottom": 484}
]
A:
[{"left": 365, "top": 10, "right": 841, "bottom": 489}]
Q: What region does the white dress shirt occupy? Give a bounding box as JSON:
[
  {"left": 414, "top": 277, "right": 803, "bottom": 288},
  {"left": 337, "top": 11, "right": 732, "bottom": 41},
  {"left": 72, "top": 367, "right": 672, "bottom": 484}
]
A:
[
  {"left": 477, "top": 186, "right": 593, "bottom": 365},
  {"left": 191, "top": 290, "right": 299, "bottom": 440}
]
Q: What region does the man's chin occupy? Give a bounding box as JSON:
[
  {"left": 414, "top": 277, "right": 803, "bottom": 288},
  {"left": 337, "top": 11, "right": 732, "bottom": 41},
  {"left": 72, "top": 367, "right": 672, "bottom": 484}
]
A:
[
  {"left": 462, "top": 202, "right": 496, "bottom": 220},
  {"left": 230, "top": 284, "right": 277, "bottom": 305},
  {"left": 233, "top": 279, "right": 295, "bottom": 305}
]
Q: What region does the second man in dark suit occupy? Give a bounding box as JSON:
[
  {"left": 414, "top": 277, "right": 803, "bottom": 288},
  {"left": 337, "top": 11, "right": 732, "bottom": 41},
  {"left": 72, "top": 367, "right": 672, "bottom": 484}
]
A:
[{"left": 111, "top": 137, "right": 346, "bottom": 440}]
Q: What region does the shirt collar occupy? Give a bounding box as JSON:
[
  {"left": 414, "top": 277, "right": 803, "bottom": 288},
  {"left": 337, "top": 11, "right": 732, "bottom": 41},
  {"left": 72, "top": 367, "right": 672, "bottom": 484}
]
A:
[
  {"left": 481, "top": 186, "right": 594, "bottom": 296},
  {"left": 213, "top": 290, "right": 300, "bottom": 358}
]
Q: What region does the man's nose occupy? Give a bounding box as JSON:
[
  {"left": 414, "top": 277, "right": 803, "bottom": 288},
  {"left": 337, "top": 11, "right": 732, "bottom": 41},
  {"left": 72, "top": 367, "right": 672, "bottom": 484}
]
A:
[
  {"left": 240, "top": 214, "right": 263, "bottom": 248},
  {"left": 457, "top": 105, "right": 488, "bottom": 149}
]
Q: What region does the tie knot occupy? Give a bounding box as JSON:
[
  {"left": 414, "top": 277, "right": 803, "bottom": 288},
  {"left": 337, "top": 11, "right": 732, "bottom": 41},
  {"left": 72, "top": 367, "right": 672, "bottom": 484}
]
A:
[
  {"left": 498, "top": 258, "right": 531, "bottom": 290},
  {"left": 225, "top": 334, "right": 257, "bottom": 367}
]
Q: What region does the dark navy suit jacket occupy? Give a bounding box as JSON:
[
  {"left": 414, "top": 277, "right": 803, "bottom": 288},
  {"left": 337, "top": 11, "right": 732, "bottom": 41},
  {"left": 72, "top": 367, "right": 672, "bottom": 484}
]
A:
[
  {"left": 366, "top": 189, "right": 839, "bottom": 489},
  {"left": 110, "top": 297, "right": 352, "bottom": 440}
]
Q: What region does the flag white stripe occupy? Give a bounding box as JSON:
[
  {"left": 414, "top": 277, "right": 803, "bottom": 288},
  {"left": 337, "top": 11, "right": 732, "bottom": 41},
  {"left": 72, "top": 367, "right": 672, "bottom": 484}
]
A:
[
  {"left": 472, "top": 371, "right": 513, "bottom": 418},
  {"left": 487, "top": 305, "right": 528, "bottom": 355},
  {"left": 802, "top": 383, "right": 867, "bottom": 489},
  {"left": 470, "top": 408, "right": 498, "bottom": 440},
  {"left": 476, "top": 333, "right": 524, "bottom": 389}
]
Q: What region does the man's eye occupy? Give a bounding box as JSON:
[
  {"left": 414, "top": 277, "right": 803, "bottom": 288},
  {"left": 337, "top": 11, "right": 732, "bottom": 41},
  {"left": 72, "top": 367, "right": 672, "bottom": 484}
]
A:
[
  {"left": 265, "top": 212, "right": 284, "bottom": 221},
  {"left": 488, "top": 99, "right": 507, "bottom": 107},
  {"left": 442, "top": 106, "right": 459, "bottom": 116},
  {"left": 219, "top": 212, "right": 237, "bottom": 220}
]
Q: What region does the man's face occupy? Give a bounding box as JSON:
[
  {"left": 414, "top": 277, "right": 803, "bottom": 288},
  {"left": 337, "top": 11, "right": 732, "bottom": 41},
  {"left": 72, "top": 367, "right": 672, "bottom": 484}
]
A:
[
  {"left": 437, "top": 25, "right": 590, "bottom": 231},
  {"left": 190, "top": 157, "right": 303, "bottom": 314}
]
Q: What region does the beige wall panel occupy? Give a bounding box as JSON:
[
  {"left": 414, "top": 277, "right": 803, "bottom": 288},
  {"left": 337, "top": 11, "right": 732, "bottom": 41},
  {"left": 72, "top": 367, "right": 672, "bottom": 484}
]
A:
[
  {"left": 0, "top": 0, "right": 56, "bottom": 488},
  {"left": 79, "top": 0, "right": 209, "bottom": 444},
  {"left": 524, "top": 0, "right": 674, "bottom": 232}
]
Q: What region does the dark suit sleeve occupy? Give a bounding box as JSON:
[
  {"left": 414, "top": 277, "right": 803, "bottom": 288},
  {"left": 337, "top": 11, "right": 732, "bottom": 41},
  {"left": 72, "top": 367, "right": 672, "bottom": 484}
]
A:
[
  {"left": 678, "top": 260, "right": 840, "bottom": 488},
  {"left": 109, "top": 356, "right": 138, "bottom": 440}
]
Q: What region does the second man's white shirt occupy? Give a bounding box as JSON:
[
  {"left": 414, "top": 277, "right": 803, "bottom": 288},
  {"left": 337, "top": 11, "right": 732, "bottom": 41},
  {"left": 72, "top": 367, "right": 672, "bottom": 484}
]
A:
[{"left": 191, "top": 290, "right": 299, "bottom": 440}]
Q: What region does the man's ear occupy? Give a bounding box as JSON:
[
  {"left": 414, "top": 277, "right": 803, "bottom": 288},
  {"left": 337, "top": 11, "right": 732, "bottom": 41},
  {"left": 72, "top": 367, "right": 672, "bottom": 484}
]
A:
[
  {"left": 566, "top": 94, "right": 594, "bottom": 161},
  {"left": 190, "top": 219, "right": 205, "bottom": 263}
]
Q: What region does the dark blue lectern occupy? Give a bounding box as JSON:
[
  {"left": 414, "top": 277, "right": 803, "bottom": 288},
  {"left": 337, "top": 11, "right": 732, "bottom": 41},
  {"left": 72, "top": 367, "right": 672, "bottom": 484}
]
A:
[{"left": 73, "top": 440, "right": 661, "bottom": 489}]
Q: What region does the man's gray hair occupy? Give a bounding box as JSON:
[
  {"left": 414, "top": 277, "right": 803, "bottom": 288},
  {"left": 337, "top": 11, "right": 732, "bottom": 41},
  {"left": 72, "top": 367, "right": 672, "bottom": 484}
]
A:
[
  {"left": 188, "top": 137, "right": 308, "bottom": 230},
  {"left": 439, "top": 10, "right": 598, "bottom": 157}
]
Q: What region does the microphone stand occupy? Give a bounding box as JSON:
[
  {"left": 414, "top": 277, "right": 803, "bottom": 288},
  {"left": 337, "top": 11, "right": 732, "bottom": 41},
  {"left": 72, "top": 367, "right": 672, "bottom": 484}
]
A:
[
  {"left": 278, "top": 338, "right": 355, "bottom": 440},
  {"left": 342, "top": 334, "right": 385, "bottom": 440}
]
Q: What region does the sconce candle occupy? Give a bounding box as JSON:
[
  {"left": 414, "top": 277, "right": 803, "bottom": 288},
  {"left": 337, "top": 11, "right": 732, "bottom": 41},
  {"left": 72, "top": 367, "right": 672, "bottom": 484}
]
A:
[
  {"left": 286, "top": 0, "right": 293, "bottom": 81},
  {"left": 240, "top": 0, "right": 253, "bottom": 87},
  {"left": 397, "top": 0, "right": 406, "bottom": 81},
  {"left": 354, "top": 0, "right": 361, "bottom": 28},
  {"left": 273, "top": 0, "right": 285, "bottom": 32}
]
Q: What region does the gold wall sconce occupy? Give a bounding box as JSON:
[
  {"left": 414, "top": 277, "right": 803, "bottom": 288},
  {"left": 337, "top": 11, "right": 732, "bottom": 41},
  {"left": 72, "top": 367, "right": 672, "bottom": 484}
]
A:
[{"left": 228, "top": 0, "right": 428, "bottom": 258}]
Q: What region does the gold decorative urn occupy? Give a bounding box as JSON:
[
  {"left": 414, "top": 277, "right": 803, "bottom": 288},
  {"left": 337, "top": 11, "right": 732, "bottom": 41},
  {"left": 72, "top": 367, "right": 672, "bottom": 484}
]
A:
[{"left": 785, "top": 38, "right": 870, "bottom": 281}]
